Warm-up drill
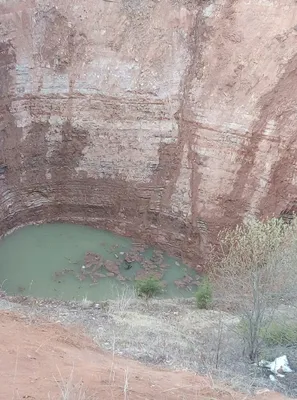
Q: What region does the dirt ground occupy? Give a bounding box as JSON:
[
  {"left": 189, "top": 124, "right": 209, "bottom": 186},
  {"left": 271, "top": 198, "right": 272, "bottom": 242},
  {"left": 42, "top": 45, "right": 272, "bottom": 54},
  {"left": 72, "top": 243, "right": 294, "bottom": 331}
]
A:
[
  {"left": 3, "top": 294, "right": 295, "bottom": 396},
  {"left": 0, "top": 309, "right": 291, "bottom": 400}
]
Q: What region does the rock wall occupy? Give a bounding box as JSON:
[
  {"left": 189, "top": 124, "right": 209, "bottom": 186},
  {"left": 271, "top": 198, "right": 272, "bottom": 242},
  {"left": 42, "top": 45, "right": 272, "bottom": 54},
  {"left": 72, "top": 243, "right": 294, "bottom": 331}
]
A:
[{"left": 1, "top": 0, "right": 297, "bottom": 267}]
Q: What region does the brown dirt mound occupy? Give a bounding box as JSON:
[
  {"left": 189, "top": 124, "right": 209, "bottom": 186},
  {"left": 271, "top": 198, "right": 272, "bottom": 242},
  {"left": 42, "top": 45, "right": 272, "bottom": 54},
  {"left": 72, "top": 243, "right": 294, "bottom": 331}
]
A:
[{"left": 0, "top": 311, "right": 286, "bottom": 400}]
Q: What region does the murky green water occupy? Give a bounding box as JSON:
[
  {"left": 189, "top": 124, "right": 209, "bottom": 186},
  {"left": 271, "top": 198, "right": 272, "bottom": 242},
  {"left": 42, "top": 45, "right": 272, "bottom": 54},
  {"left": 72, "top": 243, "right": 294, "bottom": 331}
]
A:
[{"left": 0, "top": 223, "right": 199, "bottom": 301}]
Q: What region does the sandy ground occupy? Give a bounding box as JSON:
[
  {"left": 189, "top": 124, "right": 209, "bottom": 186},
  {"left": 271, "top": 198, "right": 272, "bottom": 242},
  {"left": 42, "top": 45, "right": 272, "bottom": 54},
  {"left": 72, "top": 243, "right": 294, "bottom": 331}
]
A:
[{"left": 0, "top": 310, "right": 290, "bottom": 400}]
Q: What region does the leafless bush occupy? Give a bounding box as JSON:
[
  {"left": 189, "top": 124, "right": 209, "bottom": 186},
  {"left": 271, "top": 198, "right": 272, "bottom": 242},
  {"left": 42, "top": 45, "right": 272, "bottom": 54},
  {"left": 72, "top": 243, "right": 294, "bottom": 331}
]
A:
[
  {"left": 210, "top": 216, "right": 297, "bottom": 362},
  {"left": 199, "top": 311, "right": 225, "bottom": 371},
  {"left": 51, "top": 367, "right": 95, "bottom": 400},
  {"left": 108, "top": 284, "right": 137, "bottom": 315}
]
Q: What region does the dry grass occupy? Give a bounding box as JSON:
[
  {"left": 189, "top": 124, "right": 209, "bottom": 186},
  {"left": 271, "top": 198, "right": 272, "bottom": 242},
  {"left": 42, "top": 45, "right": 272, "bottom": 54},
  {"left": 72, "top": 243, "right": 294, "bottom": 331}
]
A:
[
  {"left": 96, "top": 297, "right": 241, "bottom": 372},
  {"left": 51, "top": 367, "right": 95, "bottom": 400},
  {"left": 1, "top": 292, "right": 296, "bottom": 397},
  {"left": 50, "top": 366, "right": 254, "bottom": 400},
  {"left": 81, "top": 296, "right": 93, "bottom": 309},
  {"left": 108, "top": 285, "right": 137, "bottom": 314}
]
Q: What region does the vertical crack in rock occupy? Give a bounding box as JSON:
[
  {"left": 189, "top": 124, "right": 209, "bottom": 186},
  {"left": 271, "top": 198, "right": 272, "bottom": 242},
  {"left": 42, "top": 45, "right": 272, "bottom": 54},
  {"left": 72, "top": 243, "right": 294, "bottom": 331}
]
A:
[
  {"left": 182, "top": 7, "right": 207, "bottom": 227},
  {"left": 156, "top": 3, "right": 209, "bottom": 227},
  {"left": 223, "top": 52, "right": 297, "bottom": 223},
  {"left": 257, "top": 53, "right": 297, "bottom": 217}
]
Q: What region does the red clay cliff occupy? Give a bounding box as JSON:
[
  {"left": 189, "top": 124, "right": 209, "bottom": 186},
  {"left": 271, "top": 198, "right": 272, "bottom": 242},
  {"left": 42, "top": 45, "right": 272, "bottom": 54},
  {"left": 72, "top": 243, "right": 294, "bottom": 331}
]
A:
[{"left": 1, "top": 0, "right": 297, "bottom": 267}]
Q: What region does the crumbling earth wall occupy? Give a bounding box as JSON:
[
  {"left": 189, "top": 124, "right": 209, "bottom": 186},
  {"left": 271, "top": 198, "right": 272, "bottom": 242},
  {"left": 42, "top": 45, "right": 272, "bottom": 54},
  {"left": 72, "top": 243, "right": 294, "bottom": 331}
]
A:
[{"left": 1, "top": 0, "right": 297, "bottom": 267}]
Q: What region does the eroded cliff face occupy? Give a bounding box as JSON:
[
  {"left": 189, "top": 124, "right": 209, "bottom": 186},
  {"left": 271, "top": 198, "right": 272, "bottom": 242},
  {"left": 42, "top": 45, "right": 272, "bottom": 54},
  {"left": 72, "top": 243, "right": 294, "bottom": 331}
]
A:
[{"left": 1, "top": 0, "right": 297, "bottom": 267}]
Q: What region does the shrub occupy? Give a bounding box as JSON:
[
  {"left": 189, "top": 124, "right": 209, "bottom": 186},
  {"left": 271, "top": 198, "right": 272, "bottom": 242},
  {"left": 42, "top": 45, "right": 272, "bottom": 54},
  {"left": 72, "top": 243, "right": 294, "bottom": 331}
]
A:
[
  {"left": 261, "top": 321, "right": 297, "bottom": 347},
  {"left": 135, "top": 276, "right": 163, "bottom": 299},
  {"left": 210, "top": 216, "right": 297, "bottom": 362},
  {"left": 196, "top": 277, "right": 212, "bottom": 309}
]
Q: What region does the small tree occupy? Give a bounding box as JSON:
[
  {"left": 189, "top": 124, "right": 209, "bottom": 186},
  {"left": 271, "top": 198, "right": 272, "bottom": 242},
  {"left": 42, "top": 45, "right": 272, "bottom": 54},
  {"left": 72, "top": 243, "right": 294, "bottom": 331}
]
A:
[
  {"left": 196, "top": 276, "right": 212, "bottom": 309},
  {"left": 210, "top": 216, "right": 297, "bottom": 362},
  {"left": 135, "top": 276, "right": 163, "bottom": 300}
]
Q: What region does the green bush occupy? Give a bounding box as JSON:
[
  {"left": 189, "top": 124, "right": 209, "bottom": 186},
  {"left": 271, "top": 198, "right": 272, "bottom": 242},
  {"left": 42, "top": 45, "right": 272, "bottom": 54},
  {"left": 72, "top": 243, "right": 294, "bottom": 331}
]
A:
[
  {"left": 210, "top": 216, "right": 297, "bottom": 361},
  {"left": 237, "top": 319, "right": 297, "bottom": 349},
  {"left": 261, "top": 322, "right": 297, "bottom": 346},
  {"left": 135, "top": 276, "right": 163, "bottom": 299},
  {"left": 196, "top": 277, "right": 212, "bottom": 309}
]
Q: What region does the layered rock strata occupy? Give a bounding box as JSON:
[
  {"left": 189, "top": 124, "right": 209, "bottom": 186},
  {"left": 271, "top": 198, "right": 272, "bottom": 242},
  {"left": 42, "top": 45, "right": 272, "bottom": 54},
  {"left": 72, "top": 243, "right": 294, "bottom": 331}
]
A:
[{"left": 1, "top": 0, "right": 297, "bottom": 266}]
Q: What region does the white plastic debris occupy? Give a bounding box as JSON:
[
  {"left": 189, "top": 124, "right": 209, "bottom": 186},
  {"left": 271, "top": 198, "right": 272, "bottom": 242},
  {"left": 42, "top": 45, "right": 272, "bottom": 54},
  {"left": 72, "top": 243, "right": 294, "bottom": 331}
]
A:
[
  {"left": 269, "top": 374, "right": 276, "bottom": 382},
  {"left": 259, "top": 355, "right": 293, "bottom": 377}
]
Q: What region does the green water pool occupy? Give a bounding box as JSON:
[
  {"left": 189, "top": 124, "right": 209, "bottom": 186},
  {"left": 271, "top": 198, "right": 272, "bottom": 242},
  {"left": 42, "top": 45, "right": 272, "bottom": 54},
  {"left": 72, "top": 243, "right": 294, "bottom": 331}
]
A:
[{"left": 0, "top": 223, "right": 199, "bottom": 301}]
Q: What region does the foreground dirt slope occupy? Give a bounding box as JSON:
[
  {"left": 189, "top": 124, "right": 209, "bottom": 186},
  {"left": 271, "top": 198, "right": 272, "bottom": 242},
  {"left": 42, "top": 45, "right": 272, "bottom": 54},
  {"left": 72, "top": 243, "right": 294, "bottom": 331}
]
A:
[
  {"left": 1, "top": 0, "right": 297, "bottom": 265},
  {"left": 0, "top": 311, "right": 287, "bottom": 400}
]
